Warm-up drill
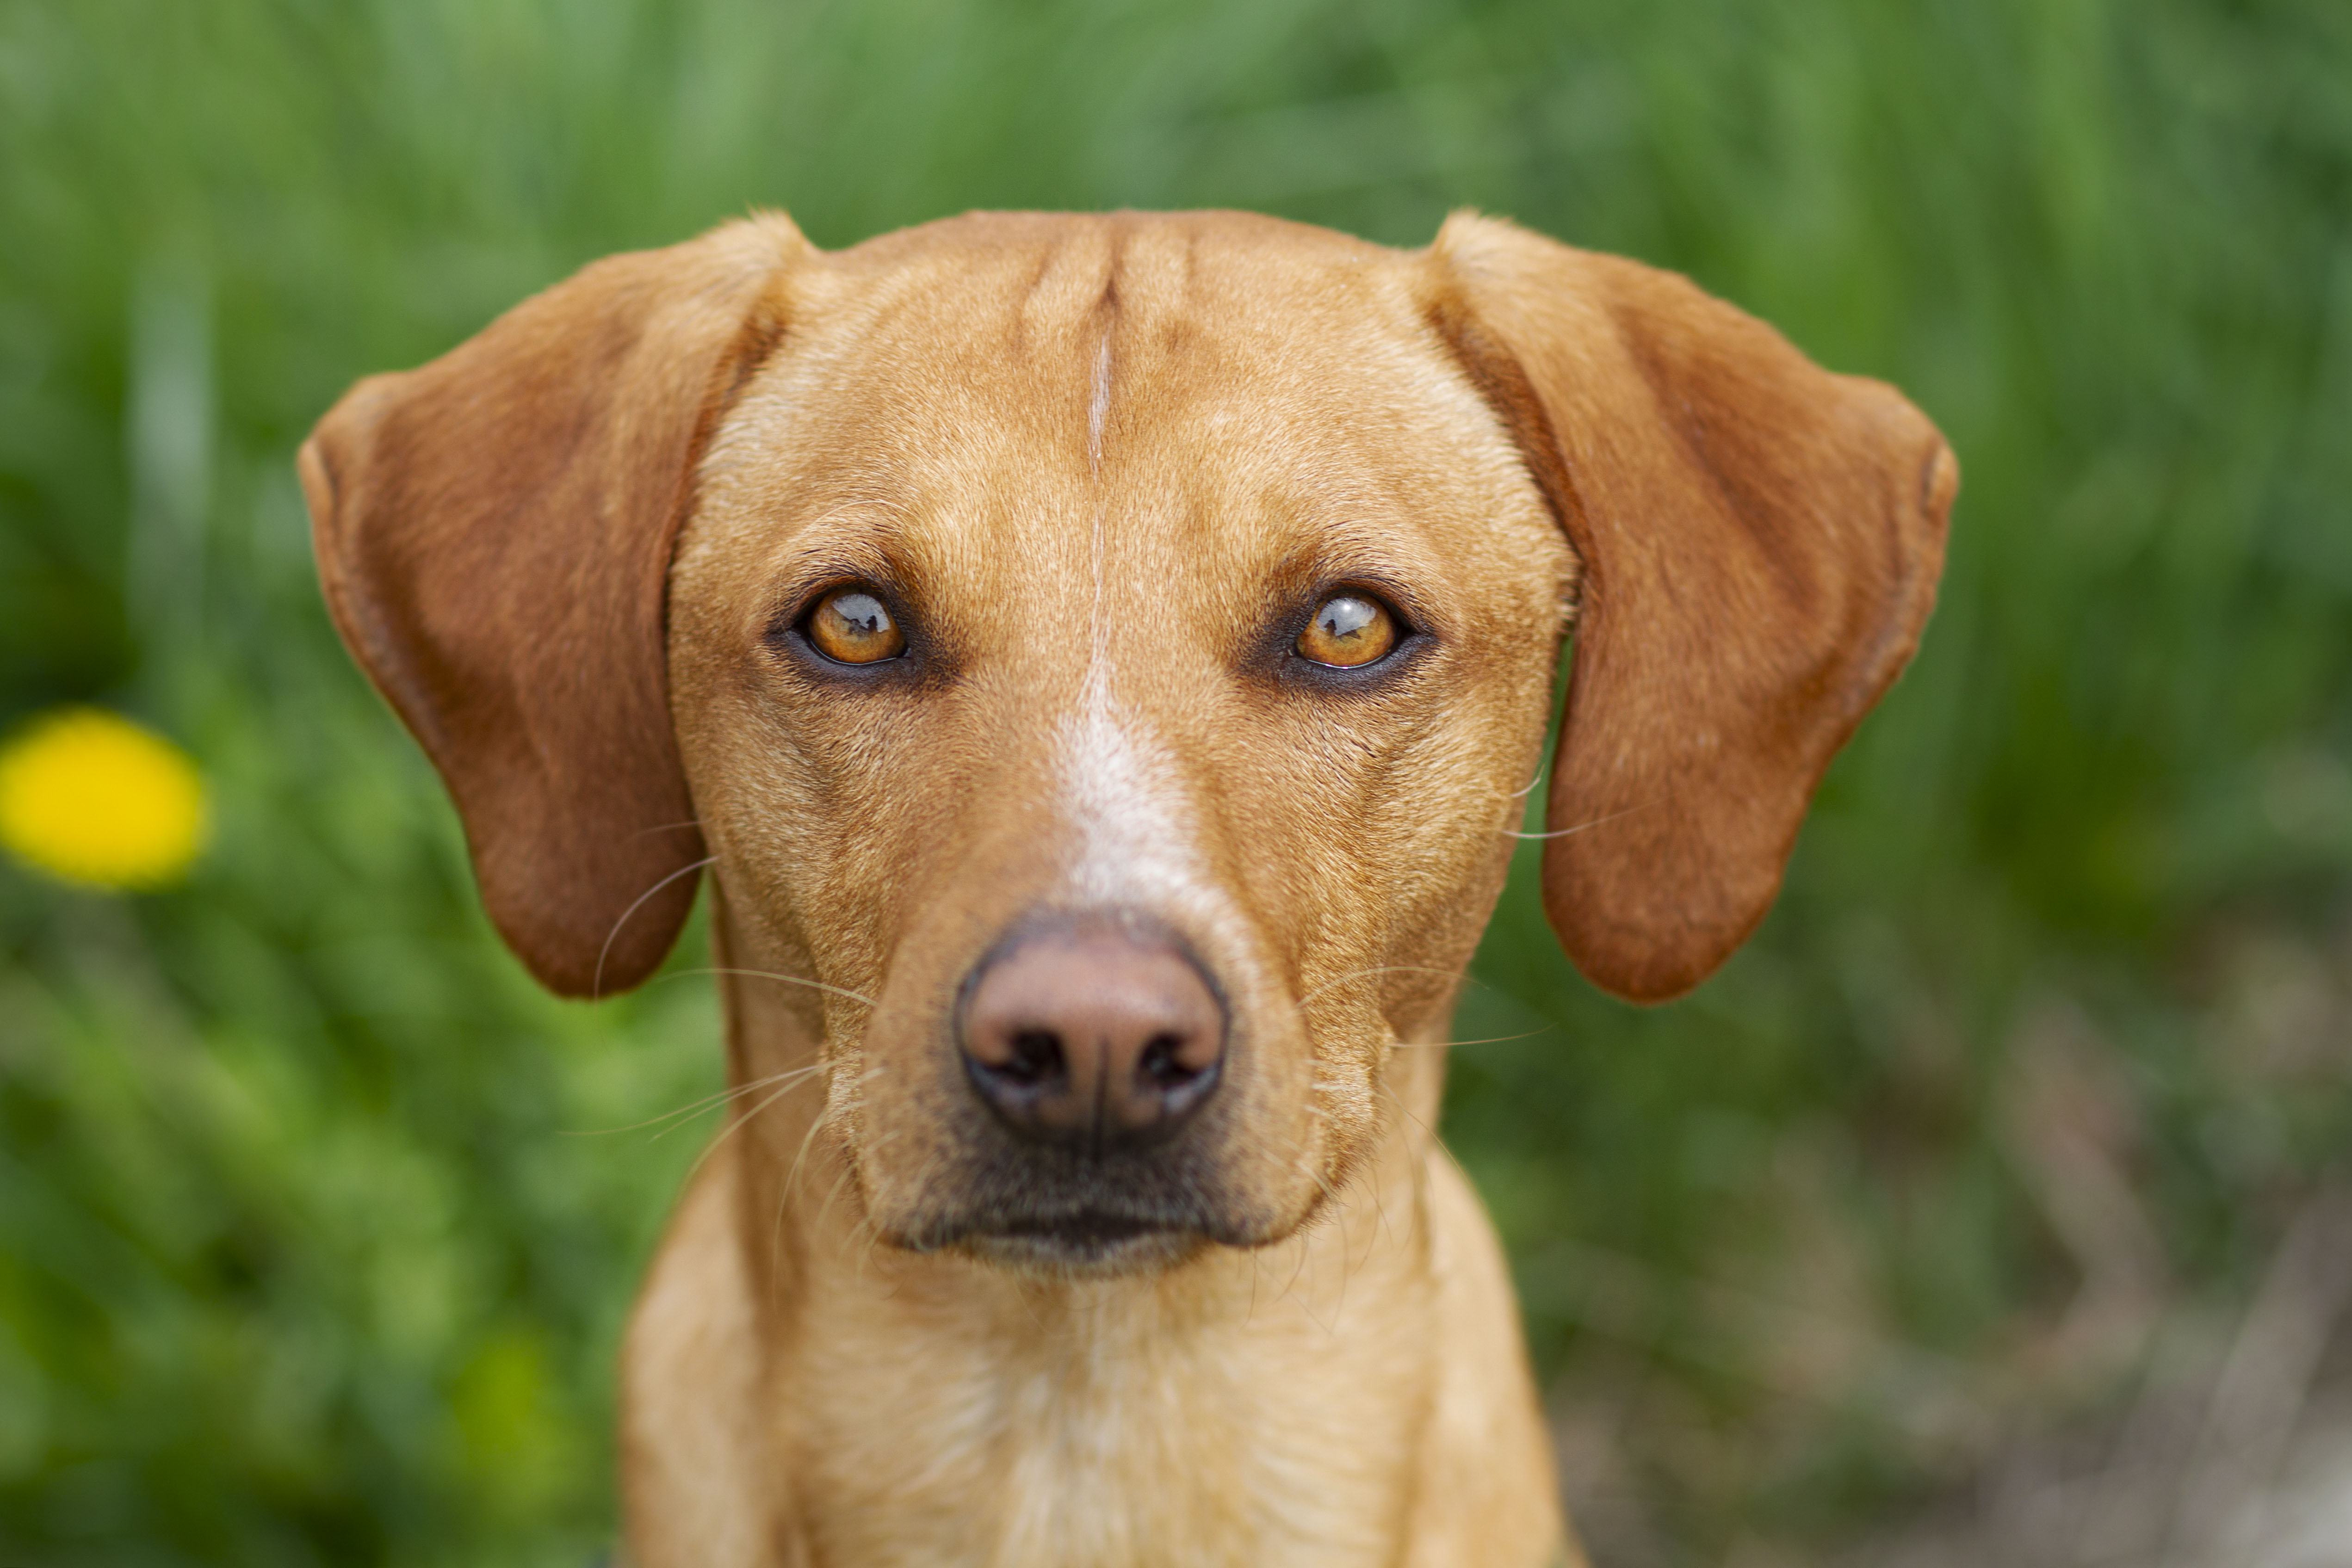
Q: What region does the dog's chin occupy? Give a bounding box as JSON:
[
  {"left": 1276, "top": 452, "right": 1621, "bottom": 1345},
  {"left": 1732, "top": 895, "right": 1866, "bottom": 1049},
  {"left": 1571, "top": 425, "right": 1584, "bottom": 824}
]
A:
[{"left": 919, "top": 1214, "right": 1211, "bottom": 1279}]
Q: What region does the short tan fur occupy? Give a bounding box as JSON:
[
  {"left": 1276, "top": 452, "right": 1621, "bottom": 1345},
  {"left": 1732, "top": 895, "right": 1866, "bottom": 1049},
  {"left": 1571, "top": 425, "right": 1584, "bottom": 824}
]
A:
[{"left": 303, "top": 208, "right": 1953, "bottom": 1568}]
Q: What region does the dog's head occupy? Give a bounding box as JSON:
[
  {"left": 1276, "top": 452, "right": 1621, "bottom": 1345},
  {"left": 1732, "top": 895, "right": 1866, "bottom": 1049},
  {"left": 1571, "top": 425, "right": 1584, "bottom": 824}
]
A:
[{"left": 302, "top": 210, "right": 1953, "bottom": 1273}]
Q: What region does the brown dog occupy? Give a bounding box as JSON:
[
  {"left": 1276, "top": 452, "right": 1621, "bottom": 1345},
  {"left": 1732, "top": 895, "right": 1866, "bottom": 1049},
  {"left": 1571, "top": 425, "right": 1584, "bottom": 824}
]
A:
[{"left": 301, "top": 208, "right": 1953, "bottom": 1567}]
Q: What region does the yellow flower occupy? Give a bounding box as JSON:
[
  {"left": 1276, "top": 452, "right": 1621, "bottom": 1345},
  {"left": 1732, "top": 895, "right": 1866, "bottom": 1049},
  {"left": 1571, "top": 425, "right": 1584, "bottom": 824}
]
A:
[{"left": 0, "top": 707, "right": 207, "bottom": 890}]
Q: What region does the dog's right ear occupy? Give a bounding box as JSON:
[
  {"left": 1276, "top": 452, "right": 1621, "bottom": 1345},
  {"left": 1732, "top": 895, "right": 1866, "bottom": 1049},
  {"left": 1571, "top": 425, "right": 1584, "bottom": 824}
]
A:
[{"left": 300, "top": 215, "right": 809, "bottom": 998}]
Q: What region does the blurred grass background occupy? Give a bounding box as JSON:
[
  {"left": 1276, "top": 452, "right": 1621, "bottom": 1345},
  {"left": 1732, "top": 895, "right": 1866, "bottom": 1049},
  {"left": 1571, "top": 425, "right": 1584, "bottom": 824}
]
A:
[{"left": 3, "top": 0, "right": 2350, "bottom": 1563}]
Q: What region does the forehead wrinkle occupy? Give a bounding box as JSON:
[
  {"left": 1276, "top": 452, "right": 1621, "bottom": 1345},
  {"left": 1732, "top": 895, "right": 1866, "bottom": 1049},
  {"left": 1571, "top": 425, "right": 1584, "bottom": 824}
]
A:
[
  {"left": 1014, "top": 221, "right": 1120, "bottom": 332},
  {"left": 751, "top": 249, "right": 1117, "bottom": 488},
  {"left": 711, "top": 350, "right": 1104, "bottom": 589},
  {"left": 720, "top": 219, "right": 1534, "bottom": 620}
]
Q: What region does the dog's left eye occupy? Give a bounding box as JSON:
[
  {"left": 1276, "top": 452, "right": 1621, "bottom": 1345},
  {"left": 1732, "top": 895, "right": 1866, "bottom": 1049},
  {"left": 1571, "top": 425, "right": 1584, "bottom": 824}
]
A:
[
  {"left": 1295, "top": 594, "right": 1398, "bottom": 668},
  {"left": 805, "top": 588, "right": 908, "bottom": 665}
]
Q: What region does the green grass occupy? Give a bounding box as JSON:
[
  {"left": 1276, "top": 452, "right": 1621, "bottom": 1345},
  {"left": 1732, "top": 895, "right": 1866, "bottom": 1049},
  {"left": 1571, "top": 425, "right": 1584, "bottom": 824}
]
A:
[{"left": 3, "top": 1, "right": 2350, "bottom": 1562}]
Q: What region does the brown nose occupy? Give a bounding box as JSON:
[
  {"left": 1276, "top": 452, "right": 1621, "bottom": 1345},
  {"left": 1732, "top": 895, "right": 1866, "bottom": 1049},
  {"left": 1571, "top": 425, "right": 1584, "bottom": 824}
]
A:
[{"left": 959, "top": 918, "right": 1226, "bottom": 1154}]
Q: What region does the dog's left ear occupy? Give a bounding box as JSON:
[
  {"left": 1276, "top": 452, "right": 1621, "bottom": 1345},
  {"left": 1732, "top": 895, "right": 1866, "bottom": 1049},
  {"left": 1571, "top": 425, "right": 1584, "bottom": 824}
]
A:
[
  {"left": 1424, "top": 212, "right": 1957, "bottom": 1003},
  {"left": 301, "top": 215, "right": 809, "bottom": 997}
]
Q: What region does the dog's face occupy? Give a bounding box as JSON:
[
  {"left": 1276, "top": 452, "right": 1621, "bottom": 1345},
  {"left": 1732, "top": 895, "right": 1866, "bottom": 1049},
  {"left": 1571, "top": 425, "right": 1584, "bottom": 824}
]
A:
[
  {"left": 301, "top": 209, "right": 1953, "bottom": 1275},
  {"left": 667, "top": 222, "right": 1570, "bottom": 1266}
]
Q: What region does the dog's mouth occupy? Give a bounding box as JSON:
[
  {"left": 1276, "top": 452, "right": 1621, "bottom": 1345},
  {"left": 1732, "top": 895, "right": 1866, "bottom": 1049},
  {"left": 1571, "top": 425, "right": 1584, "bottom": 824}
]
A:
[{"left": 918, "top": 1207, "right": 1211, "bottom": 1275}]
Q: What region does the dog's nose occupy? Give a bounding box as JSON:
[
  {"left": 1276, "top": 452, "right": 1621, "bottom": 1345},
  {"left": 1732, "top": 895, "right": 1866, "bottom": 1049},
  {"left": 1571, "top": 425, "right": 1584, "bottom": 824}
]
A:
[{"left": 959, "top": 920, "right": 1225, "bottom": 1153}]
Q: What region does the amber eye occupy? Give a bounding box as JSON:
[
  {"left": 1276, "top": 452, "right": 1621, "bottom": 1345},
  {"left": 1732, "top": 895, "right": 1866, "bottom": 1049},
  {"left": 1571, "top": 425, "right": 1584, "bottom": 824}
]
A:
[
  {"left": 1295, "top": 594, "right": 1398, "bottom": 668},
  {"left": 805, "top": 587, "right": 907, "bottom": 665}
]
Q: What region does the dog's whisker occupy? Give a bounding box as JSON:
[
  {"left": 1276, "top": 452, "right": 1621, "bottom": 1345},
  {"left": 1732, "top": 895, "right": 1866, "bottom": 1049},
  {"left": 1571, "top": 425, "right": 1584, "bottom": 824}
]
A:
[
  {"left": 593, "top": 854, "right": 718, "bottom": 1000},
  {"left": 1295, "top": 1222, "right": 1341, "bottom": 1337},
  {"left": 1374, "top": 1080, "right": 1450, "bottom": 1252},
  {"left": 1277, "top": 1220, "right": 1315, "bottom": 1313},
  {"left": 770, "top": 1104, "right": 840, "bottom": 1299},
  {"left": 558, "top": 1082, "right": 748, "bottom": 1138},
  {"left": 630, "top": 817, "right": 707, "bottom": 838},
  {"left": 651, "top": 1066, "right": 823, "bottom": 1142},
  {"left": 720, "top": 1072, "right": 820, "bottom": 1136},
  {"left": 1501, "top": 798, "right": 1659, "bottom": 841},
  {"left": 811, "top": 1158, "right": 861, "bottom": 1243},
  {"left": 1006, "top": 1275, "right": 1055, "bottom": 1336},
  {"left": 668, "top": 966, "right": 879, "bottom": 1009},
  {"left": 1392, "top": 1091, "right": 1438, "bottom": 1240},
  {"left": 1386, "top": 1028, "right": 1552, "bottom": 1051},
  {"left": 559, "top": 1064, "right": 822, "bottom": 1137},
  {"left": 1317, "top": 1155, "right": 1386, "bottom": 1313},
  {"left": 780, "top": 1101, "right": 835, "bottom": 1209},
  {"left": 682, "top": 1070, "right": 821, "bottom": 1191},
  {"left": 1335, "top": 1205, "right": 1356, "bottom": 1323},
  {"left": 1375, "top": 1078, "right": 1445, "bottom": 1156}
]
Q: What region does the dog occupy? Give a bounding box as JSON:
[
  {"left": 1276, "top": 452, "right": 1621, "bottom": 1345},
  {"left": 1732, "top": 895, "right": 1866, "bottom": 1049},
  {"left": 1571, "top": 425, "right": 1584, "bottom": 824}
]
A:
[{"left": 300, "top": 207, "right": 1953, "bottom": 1567}]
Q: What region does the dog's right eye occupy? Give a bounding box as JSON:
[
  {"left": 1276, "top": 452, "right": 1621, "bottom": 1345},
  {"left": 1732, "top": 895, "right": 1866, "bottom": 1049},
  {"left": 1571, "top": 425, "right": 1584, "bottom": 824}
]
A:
[{"left": 804, "top": 588, "right": 908, "bottom": 665}]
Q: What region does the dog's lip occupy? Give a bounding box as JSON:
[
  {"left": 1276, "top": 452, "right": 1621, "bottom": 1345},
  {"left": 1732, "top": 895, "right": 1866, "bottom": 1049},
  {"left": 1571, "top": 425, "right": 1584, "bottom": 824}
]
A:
[
  {"left": 907, "top": 1207, "right": 1201, "bottom": 1254},
  {"left": 953, "top": 1210, "right": 1211, "bottom": 1275},
  {"left": 995, "top": 1210, "right": 1176, "bottom": 1244}
]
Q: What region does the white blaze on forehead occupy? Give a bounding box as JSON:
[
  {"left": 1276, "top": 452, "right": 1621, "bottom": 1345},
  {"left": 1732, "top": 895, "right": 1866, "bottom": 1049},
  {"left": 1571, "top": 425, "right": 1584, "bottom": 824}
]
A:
[
  {"left": 1056, "top": 323, "right": 1206, "bottom": 906},
  {"left": 1087, "top": 331, "right": 1112, "bottom": 474},
  {"left": 1056, "top": 672, "right": 1203, "bottom": 906}
]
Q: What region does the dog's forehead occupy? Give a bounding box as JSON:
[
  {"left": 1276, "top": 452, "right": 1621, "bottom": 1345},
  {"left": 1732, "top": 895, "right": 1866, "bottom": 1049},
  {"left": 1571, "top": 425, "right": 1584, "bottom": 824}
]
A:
[{"left": 692, "top": 211, "right": 1540, "bottom": 605}]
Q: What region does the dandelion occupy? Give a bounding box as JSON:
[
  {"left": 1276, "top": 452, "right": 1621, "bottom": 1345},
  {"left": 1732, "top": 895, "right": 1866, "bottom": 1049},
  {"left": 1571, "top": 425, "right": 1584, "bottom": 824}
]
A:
[{"left": 0, "top": 707, "right": 207, "bottom": 890}]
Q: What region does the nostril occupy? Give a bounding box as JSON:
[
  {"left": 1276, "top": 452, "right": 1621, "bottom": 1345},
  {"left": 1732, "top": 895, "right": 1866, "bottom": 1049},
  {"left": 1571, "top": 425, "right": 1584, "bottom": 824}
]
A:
[
  {"left": 1137, "top": 1032, "right": 1195, "bottom": 1088},
  {"left": 1004, "top": 1029, "right": 1064, "bottom": 1085}
]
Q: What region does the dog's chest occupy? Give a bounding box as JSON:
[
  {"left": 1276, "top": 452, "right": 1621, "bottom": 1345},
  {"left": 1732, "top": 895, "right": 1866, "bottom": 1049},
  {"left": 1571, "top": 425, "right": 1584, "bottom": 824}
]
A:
[{"left": 786, "top": 1259, "right": 1434, "bottom": 1568}]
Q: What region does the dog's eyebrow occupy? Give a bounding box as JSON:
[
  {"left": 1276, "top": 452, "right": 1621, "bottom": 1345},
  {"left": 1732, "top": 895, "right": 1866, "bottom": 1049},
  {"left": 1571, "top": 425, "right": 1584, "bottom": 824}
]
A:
[
  {"left": 764, "top": 497, "right": 916, "bottom": 559},
  {"left": 755, "top": 523, "right": 916, "bottom": 618},
  {"left": 805, "top": 496, "right": 918, "bottom": 529}
]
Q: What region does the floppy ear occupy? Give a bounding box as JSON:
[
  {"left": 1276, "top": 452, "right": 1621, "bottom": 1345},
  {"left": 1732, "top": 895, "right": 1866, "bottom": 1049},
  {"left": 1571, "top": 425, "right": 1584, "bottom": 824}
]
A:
[
  {"left": 1426, "top": 211, "right": 1957, "bottom": 1003},
  {"left": 300, "top": 214, "right": 810, "bottom": 997}
]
